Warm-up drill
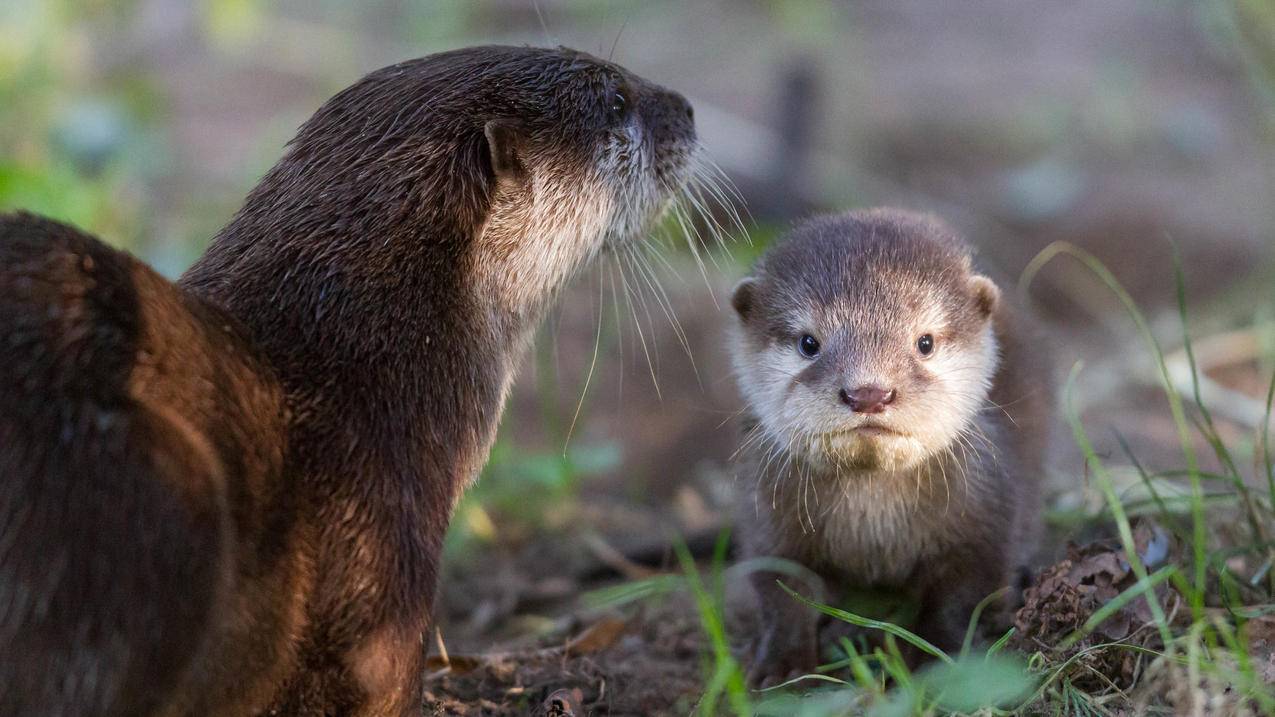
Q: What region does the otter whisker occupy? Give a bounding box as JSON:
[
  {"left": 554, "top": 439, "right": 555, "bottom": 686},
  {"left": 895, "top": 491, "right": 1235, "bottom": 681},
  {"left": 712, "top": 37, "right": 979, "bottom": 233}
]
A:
[
  {"left": 607, "top": 17, "right": 629, "bottom": 62},
  {"left": 629, "top": 246, "right": 692, "bottom": 351},
  {"left": 628, "top": 243, "right": 701, "bottom": 385},
  {"left": 563, "top": 271, "right": 608, "bottom": 456},
  {"left": 663, "top": 192, "right": 718, "bottom": 305},
  {"left": 698, "top": 153, "right": 751, "bottom": 224},
  {"left": 694, "top": 166, "right": 747, "bottom": 245},
  {"left": 680, "top": 177, "right": 733, "bottom": 261},
  {"left": 639, "top": 237, "right": 688, "bottom": 284},
  {"left": 606, "top": 259, "right": 625, "bottom": 403},
  {"left": 733, "top": 422, "right": 773, "bottom": 461},
  {"left": 531, "top": 0, "right": 555, "bottom": 45},
  {"left": 950, "top": 442, "right": 972, "bottom": 517},
  {"left": 715, "top": 405, "right": 751, "bottom": 432},
  {"left": 913, "top": 456, "right": 925, "bottom": 508},
  {"left": 687, "top": 151, "right": 749, "bottom": 241},
  {"left": 617, "top": 246, "right": 662, "bottom": 399},
  {"left": 800, "top": 453, "right": 815, "bottom": 534},
  {"left": 936, "top": 447, "right": 952, "bottom": 516},
  {"left": 733, "top": 431, "right": 768, "bottom": 465}
]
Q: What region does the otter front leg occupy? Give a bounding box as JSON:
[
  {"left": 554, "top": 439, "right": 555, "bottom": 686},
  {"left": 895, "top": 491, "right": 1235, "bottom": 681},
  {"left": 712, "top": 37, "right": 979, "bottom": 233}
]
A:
[
  {"left": 266, "top": 620, "right": 425, "bottom": 714},
  {"left": 344, "top": 625, "right": 426, "bottom": 716},
  {"left": 267, "top": 503, "right": 438, "bottom": 716},
  {"left": 267, "top": 618, "right": 428, "bottom": 716},
  {"left": 747, "top": 570, "right": 820, "bottom": 688},
  {"left": 911, "top": 550, "right": 1008, "bottom": 662}
]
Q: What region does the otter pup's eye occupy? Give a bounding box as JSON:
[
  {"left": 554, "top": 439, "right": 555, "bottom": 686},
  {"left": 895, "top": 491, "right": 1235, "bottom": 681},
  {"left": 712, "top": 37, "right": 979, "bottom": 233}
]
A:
[
  {"left": 916, "top": 334, "right": 935, "bottom": 356},
  {"left": 798, "top": 334, "right": 820, "bottom": 359}
]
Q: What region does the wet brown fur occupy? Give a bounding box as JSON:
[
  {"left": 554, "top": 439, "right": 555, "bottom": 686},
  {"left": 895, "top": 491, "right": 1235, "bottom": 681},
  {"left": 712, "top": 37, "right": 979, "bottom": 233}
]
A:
[
  {"left": 0, "top": 46, "right": 694, "bottom": 716},
  {"left": 729, "top": 209, "right": 1053, "bottom": 686}
]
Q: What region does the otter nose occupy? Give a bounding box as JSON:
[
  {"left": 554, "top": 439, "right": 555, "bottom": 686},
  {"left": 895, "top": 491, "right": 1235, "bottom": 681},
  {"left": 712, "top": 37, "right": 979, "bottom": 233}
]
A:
[
  {"left": 666, "top": 89, "right": 693, "bottom": 123},
  {"left": 648, "top": 88, "right": 696, "bottom": 139},
  {"left": 839, "top": 386, "right": 896, "bottom": 414}
]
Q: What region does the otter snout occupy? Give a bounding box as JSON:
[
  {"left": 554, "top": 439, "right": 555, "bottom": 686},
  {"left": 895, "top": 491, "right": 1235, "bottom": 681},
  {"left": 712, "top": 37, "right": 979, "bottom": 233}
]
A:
[
  {"left": 839, "top": 385, "right": 896, "bottom": 414},
  {"left": 644, "top": 88, "right": 695, "bottom": 139},
  {"left": 638, "top": 85, "right": 697, "bottom": 173}
]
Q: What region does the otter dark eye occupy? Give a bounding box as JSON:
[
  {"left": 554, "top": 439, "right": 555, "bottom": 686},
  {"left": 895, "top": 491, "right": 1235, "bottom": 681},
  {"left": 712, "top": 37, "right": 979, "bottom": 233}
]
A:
[
  {"left": 916, "top": 334, "right": 935, "bottom": 356},
  {"left": 609, "top": 88, "right": 627, "bottom": 119},
  {"left": 798, "top": 334, "right": 820, "bottom": 359}
]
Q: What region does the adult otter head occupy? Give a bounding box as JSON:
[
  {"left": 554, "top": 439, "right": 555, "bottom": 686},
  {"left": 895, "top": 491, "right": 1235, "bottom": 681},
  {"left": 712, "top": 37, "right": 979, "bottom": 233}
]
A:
[
  {"left": 730, "top": 209, "right": 1001, "bottom": 472},
  {"left": 184, "top": 45, "right": 697, "bottom": 352}
]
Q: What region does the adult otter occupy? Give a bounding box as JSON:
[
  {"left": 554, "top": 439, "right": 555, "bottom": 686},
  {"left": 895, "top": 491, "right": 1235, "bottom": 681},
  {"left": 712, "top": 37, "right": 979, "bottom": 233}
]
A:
[
  {"left": 0, "top": 46, "right": 696, "bottom": 715},
  {"left": 728, "top": 209, "right": 1052, "bottom": 687}
]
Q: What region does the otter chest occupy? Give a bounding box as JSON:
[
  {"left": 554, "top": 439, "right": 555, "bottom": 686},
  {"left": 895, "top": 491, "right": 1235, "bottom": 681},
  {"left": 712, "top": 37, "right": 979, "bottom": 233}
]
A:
[{"left": 804, "top": 478, "right": 956, "bottom": 587}]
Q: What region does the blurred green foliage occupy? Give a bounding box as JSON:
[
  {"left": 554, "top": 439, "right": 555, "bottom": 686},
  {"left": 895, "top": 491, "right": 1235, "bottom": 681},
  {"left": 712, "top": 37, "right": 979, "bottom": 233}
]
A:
[{"left": 0, "top": 0, "right": 160, "bottom": 249}]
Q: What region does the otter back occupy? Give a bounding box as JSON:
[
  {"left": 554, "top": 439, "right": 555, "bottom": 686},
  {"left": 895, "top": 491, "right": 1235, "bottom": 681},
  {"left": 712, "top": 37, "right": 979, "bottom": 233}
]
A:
[{"left": 0, "top": 213, "right": 296, "bottom": 715}]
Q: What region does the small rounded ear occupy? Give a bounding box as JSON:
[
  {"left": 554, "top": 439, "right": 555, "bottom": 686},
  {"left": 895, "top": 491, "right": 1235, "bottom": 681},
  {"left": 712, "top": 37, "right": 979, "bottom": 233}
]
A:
[
  {"left": 970, "top": 274, "right": 1000, "bottom": 319},
  {"left": 731, "top": 277, "right": 757, "bottom": 320},
  {"left": 484, "top": 119, "right": 526, "bottom": 179}
]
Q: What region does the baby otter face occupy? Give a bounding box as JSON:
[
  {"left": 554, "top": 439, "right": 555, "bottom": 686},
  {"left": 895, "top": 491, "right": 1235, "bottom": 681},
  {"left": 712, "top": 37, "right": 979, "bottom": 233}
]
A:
[{"left": 731, "top": 211, "right": 1001, "bottom": 473}]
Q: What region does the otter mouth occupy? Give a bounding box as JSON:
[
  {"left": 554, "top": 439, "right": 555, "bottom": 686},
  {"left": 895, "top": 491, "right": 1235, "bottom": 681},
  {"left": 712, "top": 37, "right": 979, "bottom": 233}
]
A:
[
  {"left": 804, "top": 423, "right": 925, "bottom": 472},
  {"left": 835, "top": 422, "right": 904, "bottom": 439},
  {"left": 811, "top": 424, "right": 907, "bottom": 455},
  {"left": 849, "top": 425, "right": 896, "bottom": 438}
]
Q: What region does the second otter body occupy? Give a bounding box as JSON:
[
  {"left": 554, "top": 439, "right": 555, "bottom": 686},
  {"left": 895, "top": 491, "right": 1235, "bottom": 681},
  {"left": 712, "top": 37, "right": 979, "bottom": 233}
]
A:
[
  {"left": 1, "top": 46, "right": 696, "bottom": 716},
  {"left": 729, "top": 210, "right": 1052, "bottom": 686}
]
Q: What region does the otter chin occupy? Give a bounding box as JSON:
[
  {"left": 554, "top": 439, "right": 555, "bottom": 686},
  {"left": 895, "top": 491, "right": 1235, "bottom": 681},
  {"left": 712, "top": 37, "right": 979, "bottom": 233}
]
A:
[
  {"left": 728, "top": 209, "right": 1053, "bottom": 689},
  {"left": 814, "top": 427, "right": 921, "bottom": 471}
]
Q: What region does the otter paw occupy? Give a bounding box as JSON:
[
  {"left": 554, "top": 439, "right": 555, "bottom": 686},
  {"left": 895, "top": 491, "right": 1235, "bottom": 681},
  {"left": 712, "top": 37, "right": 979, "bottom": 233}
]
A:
[{"left": 748, "top": 636, "right": 817, "bottom": 690}]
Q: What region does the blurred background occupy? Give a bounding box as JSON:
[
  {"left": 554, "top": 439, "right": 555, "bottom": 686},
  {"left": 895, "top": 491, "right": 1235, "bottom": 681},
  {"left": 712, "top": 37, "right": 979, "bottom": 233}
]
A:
[{"left": 4, "top": 0, "right": 1274, "bottom": 711}]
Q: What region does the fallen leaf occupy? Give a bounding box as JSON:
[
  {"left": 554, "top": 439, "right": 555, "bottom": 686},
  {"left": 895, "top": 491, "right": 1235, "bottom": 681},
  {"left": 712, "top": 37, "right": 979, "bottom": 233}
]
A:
[{"left": 566, "top": 616, "right": 628, "bottom": 656}]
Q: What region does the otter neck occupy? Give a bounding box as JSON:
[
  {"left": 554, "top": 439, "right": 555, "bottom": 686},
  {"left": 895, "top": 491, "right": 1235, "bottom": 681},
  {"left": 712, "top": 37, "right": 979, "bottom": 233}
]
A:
[
  {"left": 179, "top": 199, "right": 559, "bottom": 498},
  {"left": 474, "top": 172, "right": 616, "bottom": 319}
]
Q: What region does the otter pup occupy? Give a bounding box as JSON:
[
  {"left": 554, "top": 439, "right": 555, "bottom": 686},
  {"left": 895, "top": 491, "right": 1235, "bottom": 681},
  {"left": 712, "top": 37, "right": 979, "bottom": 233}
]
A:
[
  {"left": 0, "top": 46, "right": 696, "bottom": 716},
  {"left": 729, "top": 209, "right": 1051, "bottom": 686}
]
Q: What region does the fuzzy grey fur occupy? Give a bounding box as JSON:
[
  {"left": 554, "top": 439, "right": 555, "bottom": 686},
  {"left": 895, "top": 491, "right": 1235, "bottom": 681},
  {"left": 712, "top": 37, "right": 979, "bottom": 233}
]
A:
[{"left": 729, "top": 209, "right": 1053, "bottom": 686}]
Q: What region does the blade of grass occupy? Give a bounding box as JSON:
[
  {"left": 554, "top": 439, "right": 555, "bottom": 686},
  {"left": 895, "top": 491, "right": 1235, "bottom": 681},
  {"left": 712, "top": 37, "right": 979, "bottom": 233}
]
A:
[
  {"left": 961, "top": 587, "right": 1009, "bottom": 659},
  {"left": 837, "top": 636, "right": 880, "bottom": 693},
  {"left": 1171, "top": 245, "right": 1268, "bottom": 552},
  {"left": 1263, "top": 369, "right": 1274, "bottom": 516},
  {"left": 1210, "top": 614, "right": 1275, "bottom": 713},
  {"left": 1113, "top": 431, "right": 1179, "bottom": 535},
  {"left": 777, "top": 580, "right": 953, "bottom": 665},
  {"left": 1023, "top": 242, "right": 1205, "bottom": 620},
  {"left": 1017, "top": 642, "right": 1172, "bottom": 712},
  {"left": 1062, "top": 363, "right": 1176, "bottom": 649},
  {"left": 988, "top": 627, "right": 1015, "bottom": 656},
  {"left": 675, "top": 537, "right": 752, "bottom": 717},
  {"left": 757, "top": 673, "right": 850, "bottom": 692}
]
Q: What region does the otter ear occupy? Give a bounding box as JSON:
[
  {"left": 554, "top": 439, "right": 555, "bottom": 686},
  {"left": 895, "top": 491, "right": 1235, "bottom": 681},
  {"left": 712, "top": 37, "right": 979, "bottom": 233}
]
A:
[
  {"left": 484, "top": 119, "right": 526, "bottom": 180},
  {"left": 731, "top": 277, "right": 757, "bottom": 320},
  {"left": 970, "top": 274, "right": 1000, "bottom": 320}
]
